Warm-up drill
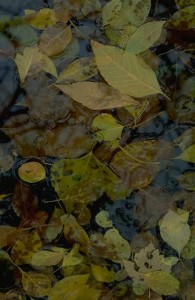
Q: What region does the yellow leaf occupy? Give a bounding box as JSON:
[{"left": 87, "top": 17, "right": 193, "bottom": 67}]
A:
[
  {"left": 65, "top": 285, "right": 101, "bottom": 300},
  {"left": 15, "top": 46, "right": 43, "bottom": 83},
  {"left": 31, "top": 250, "right": 65, "bottom": 267},
  {"left": 143, "top": 271, "right": 180, "bottom": 295},
  {"left": 11, "top": 229, "right": 42, "bottom": 264},
  {"left": 55, "top": 82, "right": 139, "bottom": 110},
  {"left": 91, "top": 264, "right": 116, "bottom": 282},
  {"left": 91, "top": 40, "right": 166, "bottom": 98},
  {"left": 22, "top": 271, "right": 52, "bottom": 298},
  {"left": 18, "top": 161, "right": 46, "bottom": 183},
  {"left": 48, "top": 274, "right": 90, "bottom": 300},
  {"left": 39, "top": 25, "right": 72, "bottom": 57},
  {"left": 42, "top": 54, "right": 58, "bottom": 77},
  {"left": 159, "top": 209, "right": 191, "bottom": 255},
  {"left": 61, "top": 214, "right": 91, "bottom": 254},
  {"left": 126, "top": 21, "right": 166, "bottom": 54},
  {"left": 25, "top": 8, "right": 57, "bottom": 30},
  {"left": 0, "top": 194, "right": 11, "bottom": 200},
  {"left": 92, "top": 113, "right": 123, "bottom": 146},
  {"left": 44, "top": 208, "right": 64, "bottom": 242},
  {"left": 57, "top": 57, "right": 98, "bottom": 84},
  {"left": 95, "top": 210, "right": 113, "bottom": 228},
  {"left": 102, "top": 0, "right": 122, "bottom": 26},
  {"left": 62, "top": 244, "right": 83, "bottom": 267},
  {"left": 175, "top": 144, "right": 195, "bottom": 163},
  {"left": 168, "top": 5, "right": 195, "bottom": 30}
]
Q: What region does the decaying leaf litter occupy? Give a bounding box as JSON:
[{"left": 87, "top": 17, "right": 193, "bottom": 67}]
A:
[{"left": 0, "top": 0, "right": 194, "bottom": 299}]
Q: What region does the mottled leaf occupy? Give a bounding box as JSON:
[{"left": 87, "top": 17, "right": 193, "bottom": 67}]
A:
[
  {"left": 22, "top": 271, "right": 52, "bottom": 298},
  {"left": 168, "top": 5, "right": 195, "bottom": 30},
  {"left": 175, "top": 0, "right": 195, "bottom": 8},
  {"left": 91, "top": 264, "right": 116, "bottom": 282},
  {"left": 102, "top": 0, "right": 122, "bottom": 26},
  {"left": 25, "top": 8, "right": 57, "bottom": 30}
]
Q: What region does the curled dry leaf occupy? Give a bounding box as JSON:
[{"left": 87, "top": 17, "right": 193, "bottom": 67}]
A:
[
  {"left": 55, "top": 81, "right": 139, "bottom": 110},
  {"left": 91, "top": 40, "right": 166, "bottom": 98},
  {"left": 39, "top": 25, "right": 72, "bottom": 57}
]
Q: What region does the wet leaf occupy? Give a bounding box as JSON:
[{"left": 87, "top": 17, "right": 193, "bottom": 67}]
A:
[
  {"left": 0, "top": 152, "right": 13, "bottom": 173},
  {"left": 7, "top": 24, "right": 38, "bottom": 49},
  {"left": 91, "top": 40, "right": 166, "bottom": 98},
  {"left": 18, "top": 161, "right": 46, "bottom": 183},
  {"left": 95, "top": 210, "right": 113, "bottom": 228},
  {"left": 125, "top": 21, "right": 166, "bottom": 54},
  {"left": 168, "top": 6, "right": 195, "bottom": 30},
  {"left": 181, "top": 225, "right": 195, "bottom": 259},
  {"left": 62, "top": 244, "right": 83, "bottom": 267},
  {"left": 0, "top": 226, "right": 18, "bottom": 248},
  {"left": 105, "top": 24, "right": 137, "bottom": 48},
  {"left": 92, "top": 113, "right": 123, "bottom": 146},
  {"left": 174, "top": 128, "right": 195, "bottom": 151},
  {"left": 48, "top": 274, "right": 90, "bottom": 300},
  {"left": 42, "top": 54, "right": 58, "bottom": 77},
  {"left": 15, "top": 46, "right": 43, "bottom": 83},
  {"left": 159, "top": 209, "right": 191, "bottom": 255},
  {"left": 22, "top": 271, "right": 52, "bottom": 298},
  {"left": 61, "top": 214, "right": 90, "bottom": 254},
  {"left": 39, "top": 25, "right": 72, "bottom": 57},
  {"left": 102, "top": 0, "right": 122, "bottom": 26},
  {"left": 31, "top": 249, "right": 65, "bottom": 267},
  {"left": 91, "top": 264, "right": 116, "bottom": 282},
  {"left": 25, "top": 8, "right": 57, "bottom": 30},
  {"left": 56, "top": 57, "right": 98, "bottom": 84},
  {"left": 11, "top": 229, "right": 42, "bottom": 264},
  {"left": 175, "top": 0, "right": 195, "bottom": 8},
  {"left": 55, "top": 82, "right": 139, "bottom": 110},
  {"left": 175, "top": 144, "right": 195, "bottom": 163},
  {"left": 177, "top": 173, "right": 195, "bottom": 191},
  {"left": 143, "top": 271, "right": 180, "bottom": 295},
  {"left": 81, "top": 0, "right": 101, "bottom": 16},
  {"left": 44, "top": 208, "right": 64, "bottom": 242},
  {"left": 108, "top": 0, "right": 151, "bottom": 28}
]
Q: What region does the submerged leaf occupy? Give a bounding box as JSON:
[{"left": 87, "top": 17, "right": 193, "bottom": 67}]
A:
[
  {"left": 91, "top": 40, "right": 166, "bottom": 98},
  {"left": 126, "top": 21, "right": 166, "bottom": 54},
  {"left": 159, "top": 209, "right": 191, "bottom": 255},
  {"left": 55, "top": 82, "right": 138, "bottom": 110}
]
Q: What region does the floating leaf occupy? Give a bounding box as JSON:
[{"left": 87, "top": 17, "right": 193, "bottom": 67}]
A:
[
  {"left": 175, "top": 144, "right": 195, "bottom": 163},
  {"left": 175, "top": 0, "right": 195, "bottom": 8},
  {"left": 61, "top": 214, "right": 90, "bottom": 254},
  {"left": 91, "top": 40, "right": 166, "bottom": 98},
  {"left": 25, "top": 8, "right": 57, "bottom": 30},
  {"left": 125, "top": 21, "right": 166, "bottom": 54},
  {"left": 91, "top": 264, "right": 116, "bottom": 283},
  {"left": 143, "top": 271, "right": 180, "bottom": 295},
  {"left": 92, "top": 113, "right": 123, "bottom": 146},
  {"left": 31, "top": 250, "right": 65, "bottom": 267},
  {"left": 18, "top": 161, "right": 46, "bottom": 183},
  {"left": 102, "top": 0, "right": 122, "bottom": 26},
  {"left": 177, "top": 173, "right": 195, "bottom": 191},
  {"left": 168, "top": 6, "right": 195, "bottom": 30},
  {"left": 15, "top": 46, "right": 43, "bottom": 83},
  {"left": 39, "top": 25, "right": 72, "bottom": 57},
  {"left": 56, "top": 57, "right": 98, "bottom": 84},
  {"left": 48, "top": 274, "right": 90, "bottom": 300},
  {"left": 95, "top": 210, "right": 113, "bottom": 228},
  {"left": 22, "top": 271, "right": 52, "bottom": 298},
  {"left": 159, "top": 209, "right": 191, "bottom": 255},
  {"left": 55, "top": 82, "right": 139, "bottom": 110},
  {"left": 11, "top": 229, "right": 42, "bottom": 264}
]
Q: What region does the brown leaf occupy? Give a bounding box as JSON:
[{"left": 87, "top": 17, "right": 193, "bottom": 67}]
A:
[{"left": 0, "top": 226, "right": 18, "bottom": 248}]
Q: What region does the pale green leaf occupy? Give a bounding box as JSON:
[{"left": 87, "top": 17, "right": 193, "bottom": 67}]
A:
[
  {"left": 175, "top": 144, "right": 195, "bottom": 163},
  {"left": 143, "top": 271, "right": 180, "bottom": 295},
  {"left": 55, "top": 82, "right": 139, "bottom": 110},
  {"left": 95, "top": 210, "right": 113, "bottom": 228},
  {"left": 159, "top": 209, "right": 191, "bottom": 255},
  {"left": 102, "top": 0, "right": 122, "bottom": 26},
  {"left": 126, "top": 21, "right": 166, "bottom": 54},
  {"left": 91, "top": 40, "right": 166, "bottom": 98}
]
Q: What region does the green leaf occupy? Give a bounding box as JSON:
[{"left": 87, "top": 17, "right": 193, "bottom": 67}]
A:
[
  {"left": 175, "top": 144, "right": 195, "bottom": 163},
  {"left": 95, "top": 210, "right": 113, "bottom": 228},
  {"left": 168, "top": 5, "right": 195, "bottom": 30},
  {"left": 175, "top": 0, "right": 195, "bottom": 8},
  {"left": 159, "top": 209, "right": 191, "bottom": 255},
  {"left": 91, "top": 113, "right": 123, "bottom": 146},
  {"left": 102, "top": 0, "right": 122, "bottom": 26},
  {"left": 91, "top": 40, "right": 166, "bottom": 98},
  {"left": 143, "top": 271, "right": 180, "bottom": 295},
  {"left": 55, "top": 82, "right": 139, "bottom": 110},
  {"left": 125, "top": 21, "right": 166, "bottom": 54}
]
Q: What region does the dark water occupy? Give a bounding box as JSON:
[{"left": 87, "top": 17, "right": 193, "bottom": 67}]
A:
[{"left": 0, "top": 0, "right": 195, "bottom": 299}]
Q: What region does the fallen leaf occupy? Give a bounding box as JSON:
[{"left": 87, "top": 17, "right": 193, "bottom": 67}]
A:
[
  {"left": 22, "top": 271, "right": 52, "bottom": 298},
  {"left": 125, "top": 21, "right": 166, "bottom": 54},
  {"left": 95, "top": 210, "right": 113, "bottom": 228},
  {"left": 91, "top": 113, "right": 123, "bottom": 146},
  {"left": 31, "top": 249, "right": 65, "bottom": 267},
  {"left": 174, "top": 128, "right": 195, "bottom": 151},
  {"left": 0, "top": 226, "right": 18, "bottom": 248},
  {"left": 81, "top": 0, "right": 101, "bottom": 16},
  {"left": 181, "top": 225, "right": 195, "bottom": 259},
  {"left": 39, "top": 25, "right": 72, "bottom": 57},
  {"left": 62, "top": 244, "right": 83, "bottom": 267},
  {"left": 143, "top": 271, "right": 180, "bottom": 295},
  {"left": 55, "top": 81, "right": 139, "bottom": 110},
  {"left": 102, "top": 0, "right": 122, "bottom": 26},
  {"left": 7, "top": 24, "right": 38, "bottom": 50},
  {"left": 91, "top": 40, "right": 166, "bottom": 98},
  {"left": 175, "top": 0, "right": 195, "bottom": 8},
  {"left": 25, "top": 8, "right": 57, "bottom": 30},
  {"left": 44, "top": 208, "right": 64, "bottom": 242},
  {"left": 159, "top": 209, "right": 191, "bottom": 255},
  {"left": 177, "top": 173, "right": 195, "bottom": 191},
  {"left": 91, "top": 264, "right": 116, "bottom": 283},
  {"left": 18, "top": 161, "right": 46, "bottom": 183},
  {"left": 42, "top": 54, "right": 58, "bottom": 77},
  {"left": 56, "top": 57, "right": 98, "bottom": 84},
  {"left": 168, "top": 5, "right": 195, "bottom": 30},
  {"left": 175, "top": 144, "right": 195, "bottom": 163},
  {"left": 15, "top": 46, "right": 43, "bottom": 83}
]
